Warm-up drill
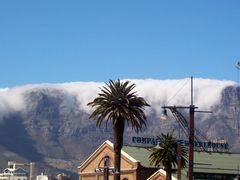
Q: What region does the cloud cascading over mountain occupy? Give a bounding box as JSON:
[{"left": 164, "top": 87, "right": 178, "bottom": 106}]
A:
[{"left": 0, "top": 78, "right": 235, "bottom": 118}]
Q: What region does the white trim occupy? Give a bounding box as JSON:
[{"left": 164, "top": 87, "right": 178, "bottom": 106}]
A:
[
  {"left": 105, "top": 140, "right": 139, "bottom": 163},
  {"left": 78, "top": 140, "right": 112, "bottom": 169},
  {"left": 147, "top": 169, "right": 177, "bottom": 180}
]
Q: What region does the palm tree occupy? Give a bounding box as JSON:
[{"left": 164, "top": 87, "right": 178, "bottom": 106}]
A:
[
  {"left": 87, "top": 80, "right": 149, "bottom": 180},
  {"left": 148, "top": 132, "right": 188, "bottom": 180}
]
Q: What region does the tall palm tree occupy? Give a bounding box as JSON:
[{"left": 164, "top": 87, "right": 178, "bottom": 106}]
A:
[
  {"left": 148, "top": 132, "right": 188, "bottom": 180},
  {"left": 87, "top": 80, "right": 149, "bottom": 180}
]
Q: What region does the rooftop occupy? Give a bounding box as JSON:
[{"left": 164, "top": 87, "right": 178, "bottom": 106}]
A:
[{"left": 122, "top": 146, "right": 240, "bottom": 178}]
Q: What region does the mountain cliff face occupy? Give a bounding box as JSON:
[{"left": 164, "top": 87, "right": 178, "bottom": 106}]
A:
[
  {"left": 0, "top": 87, "right": 113, "bottom": 177},
  {"left": 0, "top": 79, "right": 239, "bottom": 177},
  {"left": 201, "top": 86, "right": 240, "bottom": 151}
]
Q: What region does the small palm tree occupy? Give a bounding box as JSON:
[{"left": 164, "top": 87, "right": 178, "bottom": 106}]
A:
[
  {"left": 87, "top": 80, "right": 149, "bottom": 180},
  {"left": 148, "top": 132, "right": 188, "bottom": 180}
]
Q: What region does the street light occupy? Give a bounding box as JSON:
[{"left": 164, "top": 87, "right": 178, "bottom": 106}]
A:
[
  {"left": 160, "top": 108, "right": 169, "bottom": 120},
  {"left": 155, "top": 141, "right": 163, "bottom": 149},
  {"left": 95, "top": 155, "right": 120, "bottom": 180}
]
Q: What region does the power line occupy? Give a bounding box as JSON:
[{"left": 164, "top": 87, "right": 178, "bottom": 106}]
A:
[{"left": 166, "top": 78, "right": 190, "bottom": 105}]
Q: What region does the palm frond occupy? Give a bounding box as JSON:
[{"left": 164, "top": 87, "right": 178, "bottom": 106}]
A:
[
  {"left": 87, "top": 79, "right": 150, "bottom": 130},
  {"left": 148, "top": 132, "right": 188, "bottom": 169}
]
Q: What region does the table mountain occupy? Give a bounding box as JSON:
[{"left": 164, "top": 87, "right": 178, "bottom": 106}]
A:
[{"left": 0, "top": 79, "right": 239, "bottom": 177}]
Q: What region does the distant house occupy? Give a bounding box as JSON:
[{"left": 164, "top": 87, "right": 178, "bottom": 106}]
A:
[
  {"left": 78, "top": 140, "right": 240, "bottom": 180},
  {"left": 56, "top": 173, "right": 71, "bottom": 180},
  {"left": 36, "top": 173, "right": 48, "bottom": 180},
  {"left": 0, "top": 167, "right": 28, "bottom": 180}
]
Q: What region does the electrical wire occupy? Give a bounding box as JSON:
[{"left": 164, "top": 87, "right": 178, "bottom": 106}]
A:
[{"left": 166, "top": 78, "right": 190, "bottom": 105}]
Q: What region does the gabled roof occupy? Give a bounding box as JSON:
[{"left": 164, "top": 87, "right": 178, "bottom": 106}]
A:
[
  {"left": 3, "top": 167, "right": 27, "bottom": 174},
  {"left": 147, "top": 169, "right": 177, "bottom": 180},
  {"left": 14, "top": 167, "right": 27, "bottom": 174},
  {"left": 3, "top": 168, "right": 15, "bottom": 173},
  {"left": 78, "top": 140, "right": 139, "bottom": 170}
]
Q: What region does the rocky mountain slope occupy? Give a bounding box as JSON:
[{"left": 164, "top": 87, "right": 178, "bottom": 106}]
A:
[{"left": 0, "top": 79, "right": 239, "bottom": 177}]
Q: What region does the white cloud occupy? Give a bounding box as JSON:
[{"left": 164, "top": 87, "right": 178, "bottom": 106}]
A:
[
  {"left": 0, "top": 78, "right": 236, "bottom": 120},
  {"left": 127, "top": 78, "right": 235, "bottom": 116},
  {"left": 58, "top": 82, "right": 104, "bottom": 112},
  {"left": 0, "top": 87, "right": 26, "bottom": 119}
]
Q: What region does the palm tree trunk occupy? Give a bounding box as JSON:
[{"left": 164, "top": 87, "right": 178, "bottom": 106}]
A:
[
  {"left": 113, "top": 117, "right": 124, "bottom": 180},
  {"left": 166, "top": 164, "right": 172, "bottom": 180}
]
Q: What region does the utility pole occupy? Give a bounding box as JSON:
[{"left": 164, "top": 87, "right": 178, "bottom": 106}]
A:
[
  {"left": 235, "top": 61, "right": 240, "bottom": 136},
  {"left": 188, "top": 76, "right": 195, "bottom": 180},
  {"left": 162, "top": 77, "right": 212, "bottom": 180},
  {"left": 162, "top": 77, "right": 196, "bottom": 180},
  {"left": 188, "top": 104, "right": 195, "bottom": 180}
]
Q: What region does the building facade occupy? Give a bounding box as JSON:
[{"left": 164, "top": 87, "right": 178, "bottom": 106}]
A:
[
  {"left": 78, "top": 140, "right": 240, "bottom": 180},
  {"left": 0, "top": 167, "right": 28, "bottom": 180}
]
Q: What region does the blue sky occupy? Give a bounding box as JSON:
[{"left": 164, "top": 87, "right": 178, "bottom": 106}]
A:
[{"left": 0, "top": 1, "right": 240, "bottom": 88}]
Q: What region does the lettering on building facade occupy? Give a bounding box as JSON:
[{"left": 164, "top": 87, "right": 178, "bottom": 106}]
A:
[{"left": 131, "top": 136, "right": 229, "bottom": 152}]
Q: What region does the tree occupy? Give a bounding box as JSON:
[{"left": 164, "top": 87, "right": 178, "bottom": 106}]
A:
[
  {"left": 148, "top": 132, "right": 188, "bottom": 180},
  {"left": 87, "top": 80, "right": 149, "bottom": 180}
]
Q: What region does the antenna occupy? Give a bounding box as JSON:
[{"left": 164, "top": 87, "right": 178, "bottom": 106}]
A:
[
  {"left": 191, "top": 76, "right": 193, "bottom": 105},
  {"left": 236, "top": 60, "right": 240, "bottom": 70}
]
